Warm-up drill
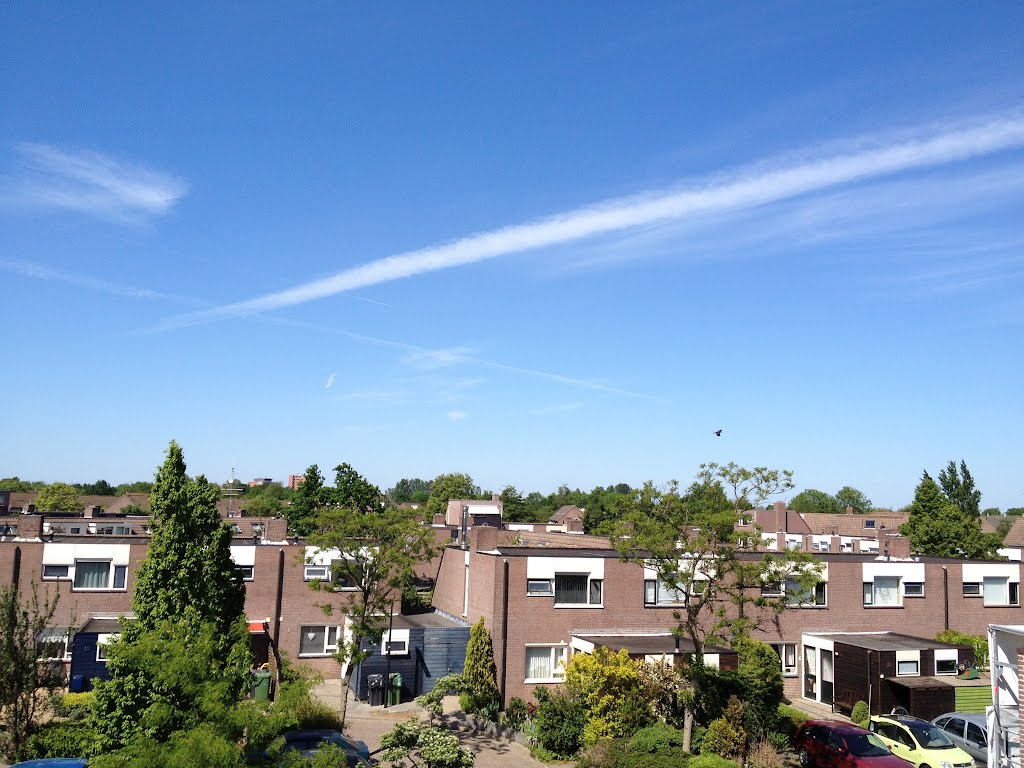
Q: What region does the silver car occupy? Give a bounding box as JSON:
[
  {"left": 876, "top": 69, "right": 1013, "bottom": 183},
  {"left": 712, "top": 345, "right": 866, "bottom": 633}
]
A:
[{"left": 932, "top": 711, "right": 1020, "bottom": 765}]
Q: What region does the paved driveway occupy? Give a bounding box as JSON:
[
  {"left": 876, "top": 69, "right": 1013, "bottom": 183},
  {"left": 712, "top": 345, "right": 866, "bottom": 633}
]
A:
[{"left": 315, "top": 681, "right": 556, "bottom": 768}]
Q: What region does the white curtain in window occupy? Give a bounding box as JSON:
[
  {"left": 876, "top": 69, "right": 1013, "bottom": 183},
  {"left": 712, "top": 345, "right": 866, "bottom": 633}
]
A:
[
  {"left": 300, "top": 626, "right": 326, "bottom": 655},
  {"left": 75, "top": 561, "right": 109, "bottom": 589},
  {"left": 984, "top": 577, "right": 1007, "bottom": 605},
  {"left": 526, "top": 647, "right": 551, "bottom": 679},
  {"left": 874, "top": 576, "right": 900, "bottom": 606}
]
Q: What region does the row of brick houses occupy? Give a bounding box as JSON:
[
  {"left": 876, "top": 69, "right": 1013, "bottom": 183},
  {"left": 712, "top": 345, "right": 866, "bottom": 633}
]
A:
[{"left": 2, "top": 492, "right": 1023, "bottom": 715}]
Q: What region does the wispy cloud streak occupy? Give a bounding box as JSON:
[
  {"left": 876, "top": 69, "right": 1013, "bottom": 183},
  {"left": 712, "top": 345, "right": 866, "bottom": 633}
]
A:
[
  {"left": 167, "top": 113, "right": 1024, "bottom": 326},
  {"left": 6, "top": 143, "right": 187, "bottom": 221},
  {"left": 0, "top": 258, "right": 201, "bottom": 305}
]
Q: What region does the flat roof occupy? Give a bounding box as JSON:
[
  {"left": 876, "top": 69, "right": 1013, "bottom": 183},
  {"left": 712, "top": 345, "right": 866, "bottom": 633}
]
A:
[
  {"left": 389, "top": 611, "right": 468, "bottom": 629},
  {"left": 807, "top": 632, "right": 962, "bottom": 652}
]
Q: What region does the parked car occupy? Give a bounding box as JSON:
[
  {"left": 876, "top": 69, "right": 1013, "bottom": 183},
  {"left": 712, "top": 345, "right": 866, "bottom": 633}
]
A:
[
  {"left": 281, "top": 729, "right": 372, "bottom": 767},
  {"left": 10, "top": 761, "right": 88, "bottom": 768},
  {"left": 868, "top": 714, "right": 975, "bottom": 768},
  {"left": 795, "top": 719, "right": 913, "bottom": 768},
  {"left": 932, "top": 711, "right": 1020, "bottom": 764}
]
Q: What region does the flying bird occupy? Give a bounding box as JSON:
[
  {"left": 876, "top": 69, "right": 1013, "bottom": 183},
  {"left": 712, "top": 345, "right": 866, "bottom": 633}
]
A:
[{"left": 714, "top": 429, "right": 722, "bottom": 436}]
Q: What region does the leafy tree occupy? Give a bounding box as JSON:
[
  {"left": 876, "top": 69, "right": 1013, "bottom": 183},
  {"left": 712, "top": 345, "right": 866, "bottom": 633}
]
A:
[
  {"left": 900, "top": 472, "right": 999, "bottom": 559},
  {"left": 387, "top": 478, "right": 432, "bottom": 504},
  {"left": 734, "top": 638, "right": 783, "bottom": 738},
  {"left": 935, "top": 630, "right": 988, "bottom": 668},
  {"left": 499, "top": 485, "right": 527, "bottom": 522},
  {"left": 0, "top": 477, "right": 46, "bottom": 492},
  {"left": 461, "top": 618, "right": 499, "bottom": 714},
  {"left": 996, "top": 517, "right": 1015, "bottom": 541},
  {"left": 241, "top": 494, "right": 284, "bottom": 518},
  {"left": 331, "top": 462, "right": 385, "bottom": 514},
  {"left": 939, "top": 459, "right": 982, "bottom": 517},
  {"left": 380, "top": 720, "right": 474, "bottom": 768},
  {"left": 0, "top": 583, "right": 62, "bottom": 761},
  {"left": 34, "top": 482, "right": 80, "bottom": 511},
  {"left": 423, "top": 473, "right": 479, "bottom": 518},
  {"left": 80, "top": 480, "right": 115, "bottom": 496},
  {"left": 834, "top": 486, "right": 872, "bottom": 514},
  {"left": 286, "top": 464, "right": 327, "bottom": 536},
  {"left": 305, "top": 465, "right": 439, "bottom": 725},
  {"left": 1008, "top": 508, "right": 1024, "bottom": 517},
  {"left": 607, "top": 462, "right": 819, "bottom": 752},
  {"left": 91, "top": 440, "right": 251, "bottom": 750},
  {"left": 113, "top": 481, "right": 154, "bottom": 495},
  {"left": 788, "top": 489, "right": 840, "bottom": 515}
]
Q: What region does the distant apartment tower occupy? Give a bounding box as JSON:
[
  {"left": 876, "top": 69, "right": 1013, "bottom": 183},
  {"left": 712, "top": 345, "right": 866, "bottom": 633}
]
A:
[{"left": 288, "top": 474, "right": 305, "bottom": 491}]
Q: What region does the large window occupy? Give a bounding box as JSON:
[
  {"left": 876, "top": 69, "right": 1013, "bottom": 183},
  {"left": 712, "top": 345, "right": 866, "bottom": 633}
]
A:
[
  {"left": 553, "top": 574, "right": 602, "bottom": 606},
  {"left": 299, "top": 625, "right": 340, "bottom": 656},
  {"left": 764, "top": 578, "right": 826, "bottom": 607},
  {"left": 982, "top": 577, "right": 1019, "bottom": 606},
  {"left": 786, "top": 580, "right": 826, "bottom": 607},
  {"left": 73, "top": 561, "right": 127, "bottom": 590},
  {"left": 644, "top": 577, "right": 687, "bottom": 606},
  {"left": 863, "top": 576, "right": 901, "bottom": 606},
  {"left": 524, "top": 645, "right": 566, "bottom": 682}
]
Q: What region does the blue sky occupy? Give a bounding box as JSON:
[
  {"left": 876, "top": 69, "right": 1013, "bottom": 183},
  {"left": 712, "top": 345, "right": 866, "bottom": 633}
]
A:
[{"left": 1, "top": 3, "right": 1022, "bottom": 510}]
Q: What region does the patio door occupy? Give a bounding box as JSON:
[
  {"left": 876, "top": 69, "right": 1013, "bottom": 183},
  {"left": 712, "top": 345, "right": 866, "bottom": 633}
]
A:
[
  {"left": 804, "top": 645, "right": 817, "bottom": 699},
  {"left": 820, "top": 649, "right": 834, "bottom": 706}
]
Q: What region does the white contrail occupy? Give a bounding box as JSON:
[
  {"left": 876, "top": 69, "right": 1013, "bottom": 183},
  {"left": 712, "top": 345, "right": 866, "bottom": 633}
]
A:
[{"left": 166, "top": 114, "right": 1024, "bottom": 326}]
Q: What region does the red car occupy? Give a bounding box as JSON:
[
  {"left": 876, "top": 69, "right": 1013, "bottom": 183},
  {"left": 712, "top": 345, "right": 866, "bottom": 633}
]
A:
[{"left": 795, "top": 720, "right": 914, "bottom": 768}]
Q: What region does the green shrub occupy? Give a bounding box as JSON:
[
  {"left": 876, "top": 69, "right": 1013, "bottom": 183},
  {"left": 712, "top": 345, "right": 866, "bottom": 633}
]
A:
[
  {"left": 628, "top": 722, "right": 685, "bottom": 754},
  {"left": 292, "top": 696, "right": 343, "bottom": 730},
  {"left": 618, "top": 749, "right": 690, "bottom": 768},
  {"left": 776, "top": 704, "right": 808, "bottom": 739},
  {"left": 50, "top": 691, "right": 96, "bottom": 720},
  {"left": 689, "top": 753, "right": 740, "bottom": 768},
  {"left": 851, "top": 700, "right": 869, "bottom": 727},
  {"left": 702, "top": 717, "right": 746, "bottom": 759},
  {"left": 23, "top": 722, "right": 96, "bottom": 760},
  {"left": 503, "top": 697, "right": 528, "bottom": 730},
  {"left": 575, "top": 738, "right": 628, "bottom": 768},
  {"left": 463, "top": 617, "right": 499, "bottom": 713},
  {"left": 532, "top": 689, "right": 587, "bottom": 758}
]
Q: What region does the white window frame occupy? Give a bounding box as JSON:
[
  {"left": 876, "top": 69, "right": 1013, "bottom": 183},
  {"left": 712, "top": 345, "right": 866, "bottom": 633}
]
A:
[
  {"left": 236, "top": 565, "right": 254, "bottom": 581},
  {"left": 96, "top": 633, "right": 118, "bottom": 662},
  {"left": 963, "top": 581, "right": 981, "bottom": 596},
  {"left": 298, "top": 625, "right": 340, "bottom": 657},
  {"left": 786, "top": 579, "right": 827, "bottom": 607},
  {"left": 863, "top": 576, "right": 902, "bottom": 607},
  {"left": 42, "top": 564, "right": 70, "bottom": 580},
  {"left": 72, "top": 560, "right": 128, "bottom": 591},
  {"left": 903, "top": 582, "right": 924, "bottom": 597},
  {"left": 983, "top": 576, "right": 1015, "bottom": 606},
  {"left": 527, "top": 579, "right": 554, "bottom": 596},
  {"left": 644, "top": 577, "right": 688, "bottom": 606},
  {"left": 897, "top": 659, "right": 920, "bottom": 676},
  {"left": 304, "top": 565, "right": 330, "bottom": 581},
  {"left": 553, "top": 573, "right": 603, "bottom": 607},
  {"left": 770, "top": 642, "right": 798, "bottom": 676},
  {"left": 524, "top": 644, "right": 567, "bottom": 683}
]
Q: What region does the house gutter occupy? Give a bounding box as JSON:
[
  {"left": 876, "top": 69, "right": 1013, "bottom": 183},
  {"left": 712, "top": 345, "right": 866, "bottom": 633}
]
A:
[
  {"left": 500, "top": 558, "right": 509, "bottom": 708},
  {"left": 273, "top": 549, "right": 285, "bottom": 649},
  {"left": 942, "top": 566, "right": 949, "bottom": 631}
]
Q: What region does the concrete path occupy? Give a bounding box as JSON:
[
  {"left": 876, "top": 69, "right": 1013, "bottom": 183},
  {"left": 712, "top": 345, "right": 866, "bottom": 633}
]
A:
[{"left": 313, "top": 680, "right": 556, "bottom": 768}]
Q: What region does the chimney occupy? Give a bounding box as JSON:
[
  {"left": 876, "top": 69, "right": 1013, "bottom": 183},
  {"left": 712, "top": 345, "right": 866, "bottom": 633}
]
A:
[
  {"left": 845, "top": 506, "right": 854, "bottom": 514},
  {"left": 264, "top": 518, "right": 288, "bottom": 542},
  {"left": 21, "top": 514, "right": 44, "bottom": 540},
  {"left": 492, "top": 493, "right": 501, "bottom": 503}
]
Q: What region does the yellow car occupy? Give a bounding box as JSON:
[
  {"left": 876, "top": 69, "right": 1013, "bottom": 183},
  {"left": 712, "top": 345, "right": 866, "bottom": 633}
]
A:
[{"left": 868, "top": 715, "right": 975, "bottom": 768}]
